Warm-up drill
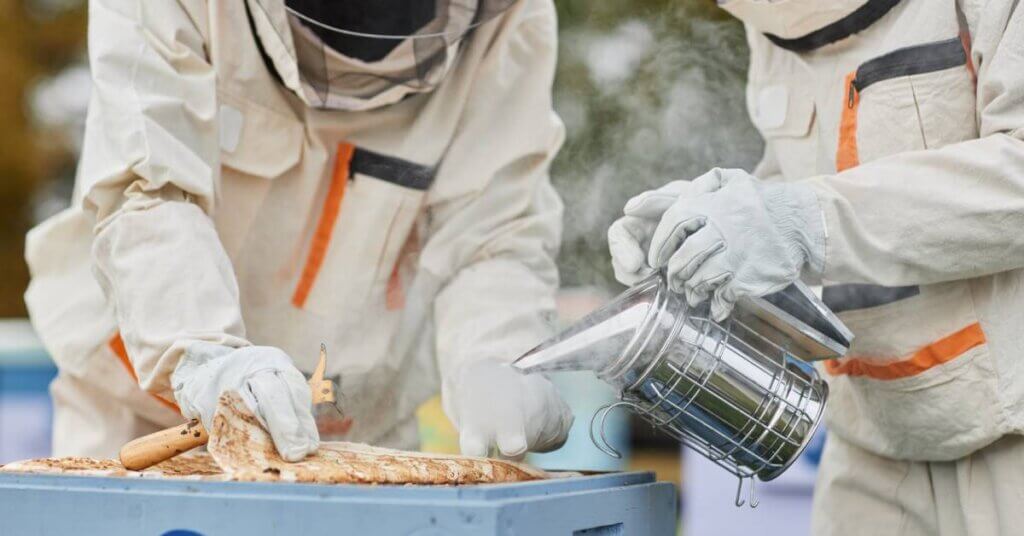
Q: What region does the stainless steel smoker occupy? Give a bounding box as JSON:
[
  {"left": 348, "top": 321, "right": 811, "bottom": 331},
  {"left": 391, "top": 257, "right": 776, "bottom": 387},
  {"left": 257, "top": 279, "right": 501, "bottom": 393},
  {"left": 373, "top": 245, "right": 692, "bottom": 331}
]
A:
[{"left": 513, "top": 273, "right": 852, "bottom": 507}]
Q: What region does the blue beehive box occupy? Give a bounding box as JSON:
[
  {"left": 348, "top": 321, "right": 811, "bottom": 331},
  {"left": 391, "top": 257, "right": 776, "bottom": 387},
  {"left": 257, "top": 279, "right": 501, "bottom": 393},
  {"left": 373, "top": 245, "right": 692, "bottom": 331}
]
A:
[
  {"left": 0, "top": 471, "right": 677, "bottom": 535},
  {"left": 0, "top": 320, "right": 678, "bottom": 534}
]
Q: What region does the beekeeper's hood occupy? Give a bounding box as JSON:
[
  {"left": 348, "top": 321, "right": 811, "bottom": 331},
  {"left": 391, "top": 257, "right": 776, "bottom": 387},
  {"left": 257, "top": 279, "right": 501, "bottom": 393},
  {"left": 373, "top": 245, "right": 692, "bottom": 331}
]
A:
[
  {"left": 716, "top": 0, "right": 875, "bottom": 40},
  {"left": 246, "top": 0, "right": 516, "bottom": 111}
]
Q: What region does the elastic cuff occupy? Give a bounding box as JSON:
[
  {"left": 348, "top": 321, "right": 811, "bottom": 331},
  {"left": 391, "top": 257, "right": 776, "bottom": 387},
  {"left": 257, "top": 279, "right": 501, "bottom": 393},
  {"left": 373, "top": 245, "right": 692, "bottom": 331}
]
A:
[
  {"left": 795, "top": 181, "right": 830, "bottom": 279},
  {"left": 798, "top": 184, "right": 828, "bottom": 278},
  {"left": 764, "top": 181, "right": 827, "bottom": 278}
]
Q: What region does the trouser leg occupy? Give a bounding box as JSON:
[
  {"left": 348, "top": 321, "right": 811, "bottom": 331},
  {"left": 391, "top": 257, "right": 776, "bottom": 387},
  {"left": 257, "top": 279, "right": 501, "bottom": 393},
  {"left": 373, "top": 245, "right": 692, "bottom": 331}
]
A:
[
  {"left": 811, "top": 433, "right": 937, "bottom": 536},
  {"left": 939, "top": 434, "right": 1024, "bottom": 536},
  {"left": 813, "top": 432, "right": 1024, "bottom": 536}
]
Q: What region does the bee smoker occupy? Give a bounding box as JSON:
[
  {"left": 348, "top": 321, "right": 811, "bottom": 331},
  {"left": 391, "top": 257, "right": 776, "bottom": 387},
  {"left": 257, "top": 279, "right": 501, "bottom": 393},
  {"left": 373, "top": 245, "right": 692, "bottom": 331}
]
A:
[{"left": 513, "top": 274, "right": 852, "bottom": 507}]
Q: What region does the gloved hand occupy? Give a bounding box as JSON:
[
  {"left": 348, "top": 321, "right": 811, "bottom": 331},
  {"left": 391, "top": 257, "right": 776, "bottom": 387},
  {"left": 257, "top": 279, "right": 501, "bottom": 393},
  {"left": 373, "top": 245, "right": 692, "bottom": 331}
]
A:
[
  {"left": 443, "top": 359, "right": 573, "bottom": 458},
  {"left": 608, "top": 179, "right": 721, "bottom": 286},
  {"left": 644, "top": 168, "right": 825, "bottom": 320},
  {"left": 172, "top": 343, "right": 320, "bottom": 461}
]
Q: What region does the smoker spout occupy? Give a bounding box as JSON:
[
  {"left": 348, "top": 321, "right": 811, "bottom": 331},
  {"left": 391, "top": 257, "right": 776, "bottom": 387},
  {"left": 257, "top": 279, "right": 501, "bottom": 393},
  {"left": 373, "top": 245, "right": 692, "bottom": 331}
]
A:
[{"left": 511, "top": 302, "right": 650, "bottom": 376}]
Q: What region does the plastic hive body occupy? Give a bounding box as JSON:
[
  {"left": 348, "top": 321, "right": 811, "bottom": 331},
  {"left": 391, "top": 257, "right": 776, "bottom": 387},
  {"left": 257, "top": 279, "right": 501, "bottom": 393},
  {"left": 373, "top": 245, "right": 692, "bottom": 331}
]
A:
[{"left": 0, "top": 471, "right": 676, "bottom": 535}]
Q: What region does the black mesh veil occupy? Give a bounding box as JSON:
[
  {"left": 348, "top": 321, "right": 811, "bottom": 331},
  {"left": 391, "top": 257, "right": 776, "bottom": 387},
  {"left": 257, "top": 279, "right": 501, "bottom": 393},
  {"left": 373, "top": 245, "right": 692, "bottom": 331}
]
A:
[{"left": 248, "top": 0, "right": 518, "bottom": 109}]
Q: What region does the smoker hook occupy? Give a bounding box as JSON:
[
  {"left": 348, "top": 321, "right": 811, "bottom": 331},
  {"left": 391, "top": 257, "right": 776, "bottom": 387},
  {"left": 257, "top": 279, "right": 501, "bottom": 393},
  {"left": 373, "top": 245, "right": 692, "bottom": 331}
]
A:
[
  {"left": 589, "top": 401, "right": 635, "bottom": 459},
  {"left": 734, "top": 476, "right": 760, "bottom": 508}
]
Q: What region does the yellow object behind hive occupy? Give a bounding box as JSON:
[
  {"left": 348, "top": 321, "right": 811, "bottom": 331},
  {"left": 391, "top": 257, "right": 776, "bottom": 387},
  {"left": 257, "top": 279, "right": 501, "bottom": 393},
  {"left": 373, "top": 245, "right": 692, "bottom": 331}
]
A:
[{"left": 416, "top": 396, "right": 460, "bottom": 455}]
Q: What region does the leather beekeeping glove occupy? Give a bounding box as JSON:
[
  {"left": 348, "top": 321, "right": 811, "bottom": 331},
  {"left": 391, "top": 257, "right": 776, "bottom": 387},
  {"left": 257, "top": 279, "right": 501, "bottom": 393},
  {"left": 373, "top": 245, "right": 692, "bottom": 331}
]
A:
[
  {"left": 643, "top": 168, "right": 825, "bottom": 320},
  {"left": 608, "top": 178, "right": 723, "bottom": 286},
  {"left": 444, "top": 358, "right": 573, "bottom": 459},
  {"left": 173, "top": 342, "right": 320, "bottom": 461}
]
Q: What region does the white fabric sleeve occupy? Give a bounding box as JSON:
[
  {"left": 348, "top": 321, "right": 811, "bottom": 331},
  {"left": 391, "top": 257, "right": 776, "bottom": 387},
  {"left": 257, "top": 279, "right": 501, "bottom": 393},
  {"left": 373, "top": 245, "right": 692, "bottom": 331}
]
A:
[
  {"left": 752, "top": 140, "right": 784, "bottom": 182},
  {"left": 805, "top": 3, "right": 1024, "bottom": 287},
  {"left": 82, "top": 0, "right": 249, "bottom": 399},
  {"left": 425, "top": 0, "right": 564, "bottom": 380}
]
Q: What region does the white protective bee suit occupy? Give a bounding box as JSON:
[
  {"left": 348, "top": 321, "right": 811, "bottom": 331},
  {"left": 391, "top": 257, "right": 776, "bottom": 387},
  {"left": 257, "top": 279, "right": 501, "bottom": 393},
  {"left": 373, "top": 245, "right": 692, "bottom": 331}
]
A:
[
  {"left": 611, "top": 0, "right": 1024, "bottom": 533},
  {"left": 732, "top": 1, "right": 1024, "bottom": 533},
  {"left": 25, "top": 0, "right": 571, "bottom": 459}
]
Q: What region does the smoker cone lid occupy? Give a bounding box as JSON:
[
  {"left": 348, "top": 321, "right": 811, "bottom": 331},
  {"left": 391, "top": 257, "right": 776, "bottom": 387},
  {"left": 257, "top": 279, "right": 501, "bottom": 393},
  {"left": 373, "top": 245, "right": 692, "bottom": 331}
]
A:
[
  {"left": 736, "top": 281, "right": 854, "bottom": 361},
  {"left": 512, "top": 276, "right": 853, "bottom": 378},
  {"left": 511, "top": 276, "right": 667, "bottom": 378}
]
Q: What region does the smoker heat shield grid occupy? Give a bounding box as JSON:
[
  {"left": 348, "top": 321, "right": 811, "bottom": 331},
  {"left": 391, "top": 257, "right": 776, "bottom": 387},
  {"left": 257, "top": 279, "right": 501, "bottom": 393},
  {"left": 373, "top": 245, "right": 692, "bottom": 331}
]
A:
[
  {"left": 0, "top": 470, "right": 675, "bottom": 535},
  {"left": 514, "top": 275, "right": 837, "bottom": 508},
  {"left": 592, "top": 282, "right": 829, "bottom": 508}
]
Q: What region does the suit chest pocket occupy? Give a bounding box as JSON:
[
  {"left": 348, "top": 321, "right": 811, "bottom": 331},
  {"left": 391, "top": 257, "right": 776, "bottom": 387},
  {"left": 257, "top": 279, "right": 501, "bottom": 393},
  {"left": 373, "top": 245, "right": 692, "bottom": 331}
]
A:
[
  {"left": 215, "top": 90, "right": 304, "bottom": 259},
  {"left": 293, "top": 144, "right": 434, "bottom": 317},
  {"left": 749, "top": 80, "right": 818, "bottom": 178},
  {"left": 838, "top": 38, "right": 977, "bottom": 171}
]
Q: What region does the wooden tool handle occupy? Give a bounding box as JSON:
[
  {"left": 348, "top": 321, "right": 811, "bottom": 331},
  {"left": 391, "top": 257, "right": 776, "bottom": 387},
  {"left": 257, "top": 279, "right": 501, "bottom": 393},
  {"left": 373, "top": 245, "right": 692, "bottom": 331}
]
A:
[
  {"left": 119, "top": 344, "right": 336, "bottom": 472},
  {"left": 119, "top": 419, "right": 209, "bottom": 471}
]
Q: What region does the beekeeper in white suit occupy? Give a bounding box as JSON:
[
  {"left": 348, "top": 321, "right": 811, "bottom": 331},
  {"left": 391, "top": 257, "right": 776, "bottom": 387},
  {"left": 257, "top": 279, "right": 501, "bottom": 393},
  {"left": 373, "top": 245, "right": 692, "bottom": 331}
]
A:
[
  {"left": 609, "top": 0, "right": 1024, "bottom": 534},
  {"left": 25, "top": 0, "right": 572, "bottom": 462}
]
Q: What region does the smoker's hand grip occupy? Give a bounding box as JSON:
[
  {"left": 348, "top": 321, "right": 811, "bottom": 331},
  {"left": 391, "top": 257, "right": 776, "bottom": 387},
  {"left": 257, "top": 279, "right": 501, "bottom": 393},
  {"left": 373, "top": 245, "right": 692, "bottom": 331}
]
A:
[{"left": 119, "top": 419, "right": 209, "bottom": 471}]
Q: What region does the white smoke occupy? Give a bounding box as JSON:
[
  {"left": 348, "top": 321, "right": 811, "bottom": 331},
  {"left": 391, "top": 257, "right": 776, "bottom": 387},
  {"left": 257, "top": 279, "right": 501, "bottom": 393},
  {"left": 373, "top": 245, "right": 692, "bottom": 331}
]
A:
[
  {"left": 552, "top": 8, "right": 763, "bottom": 290},
  {"left": 582, "top": 21, "right": 655, "bottom": 89}
]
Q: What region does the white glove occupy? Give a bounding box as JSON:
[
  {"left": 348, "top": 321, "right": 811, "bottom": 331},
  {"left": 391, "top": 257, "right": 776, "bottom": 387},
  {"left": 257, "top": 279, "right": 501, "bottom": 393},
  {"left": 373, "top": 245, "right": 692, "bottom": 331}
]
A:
[
  {"left": 444, "top": 359, "right": 573, "bottom": 458},
  {"left": 172, "top": 343, "right": 320, "bottom": 461},
  {"left": 608, "top": 179, "right": 721, "bottom": 286},
  {"left": 644, "top": 168, "right": 825, "bottom": 320}
]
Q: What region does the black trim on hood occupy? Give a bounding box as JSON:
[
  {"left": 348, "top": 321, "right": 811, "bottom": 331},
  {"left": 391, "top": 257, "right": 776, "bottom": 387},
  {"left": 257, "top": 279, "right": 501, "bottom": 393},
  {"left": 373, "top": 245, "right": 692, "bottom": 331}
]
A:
[
  {"left": 285, "top": 0, "right": 436, "bottom": 63},
  {"left": 765, "top": 0, "right": 903, "bottom": 52},
  {"left": 244, "top": 0, "right": 285, "bottom": 87}
]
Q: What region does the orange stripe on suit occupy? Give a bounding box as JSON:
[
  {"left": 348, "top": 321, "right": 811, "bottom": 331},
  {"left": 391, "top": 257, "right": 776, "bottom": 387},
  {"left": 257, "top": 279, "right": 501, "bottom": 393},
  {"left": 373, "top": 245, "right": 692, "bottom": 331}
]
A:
[
  {"left": 292, "top": 142, "right": 355, "bottom": 308},
  {"left": 108, "top": 332, "right": 181, "bottom": 413},
  {"left": 836, "top": 71, "right": 861, "bottom": 172},
  {"left": 825, "top": 322, "right": 986, "bottom": 380}
]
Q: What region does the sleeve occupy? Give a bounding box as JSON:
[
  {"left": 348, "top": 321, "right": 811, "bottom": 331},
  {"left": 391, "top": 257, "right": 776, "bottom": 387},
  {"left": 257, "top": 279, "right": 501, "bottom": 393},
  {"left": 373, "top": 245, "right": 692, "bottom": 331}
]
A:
[
  {"left": 747, "top": 25, "right": 785, "bottom": 184},
  {"left": 804, "top": 2, "right": 1024, "bottom": 287},
  {"left": 423, "top": 0, "right": 565, "bottom": 380},
  {"left": 81, "top": 0, "right": 249, "bottom": 399},
  {"left": 753, "top": 143, "right": 784, "bottom": 181}
]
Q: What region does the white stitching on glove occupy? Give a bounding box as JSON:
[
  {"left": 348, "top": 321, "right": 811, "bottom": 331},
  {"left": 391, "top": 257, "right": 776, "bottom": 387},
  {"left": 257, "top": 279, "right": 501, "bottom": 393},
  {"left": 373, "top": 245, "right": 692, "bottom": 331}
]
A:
[
  {"left": 641, "top": 168, "right": 825, "bottom": 321},
  {"left": 172, "top": 342, "right": 320, "bottom": 461},
  {"left": 443, "top": 359, "right": 573, "bottom": 459}
]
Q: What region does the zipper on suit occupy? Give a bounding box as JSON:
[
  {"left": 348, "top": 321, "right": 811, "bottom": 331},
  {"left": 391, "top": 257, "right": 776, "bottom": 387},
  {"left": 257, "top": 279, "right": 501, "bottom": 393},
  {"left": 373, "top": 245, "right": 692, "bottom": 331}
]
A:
[{"left": 847, "top": 37, "right": 966, "bottom": 109}]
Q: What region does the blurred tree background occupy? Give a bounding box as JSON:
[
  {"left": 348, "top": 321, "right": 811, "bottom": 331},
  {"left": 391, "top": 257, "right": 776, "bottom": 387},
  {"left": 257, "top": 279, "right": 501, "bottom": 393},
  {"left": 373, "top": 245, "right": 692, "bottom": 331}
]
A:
[
  {"left": 0, "top": 0, "right": 86, "bottom": 315},
  {"left": 551, "top": 0, "right": 762, "bottom": 291},
  {"left": 1, "top": 0, "right": 761, "bottom": 315}
]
